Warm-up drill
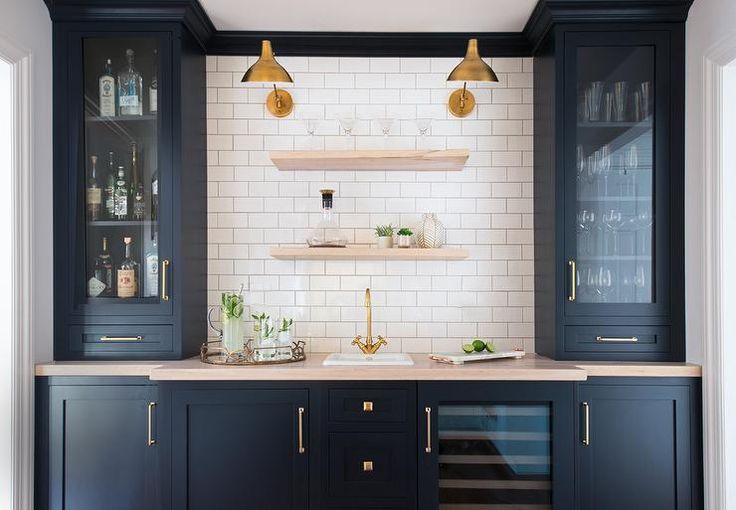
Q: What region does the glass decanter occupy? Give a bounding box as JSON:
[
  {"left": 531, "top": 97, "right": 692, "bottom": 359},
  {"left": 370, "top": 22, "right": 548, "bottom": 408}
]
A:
[{"left": 307, "top": 189, "right": 348, "bottom": 247}]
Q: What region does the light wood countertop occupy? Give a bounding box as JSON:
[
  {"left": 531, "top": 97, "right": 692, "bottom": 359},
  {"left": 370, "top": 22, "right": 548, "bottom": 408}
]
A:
[{"left": 35, "top": 354, "right": 702, "bottom": 380}]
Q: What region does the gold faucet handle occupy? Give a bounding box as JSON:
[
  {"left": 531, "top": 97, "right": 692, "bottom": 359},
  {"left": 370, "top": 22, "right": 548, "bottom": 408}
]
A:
[
  {"left": 377, "top": 335, "right": 387, "bottom": 346},
  {"left": 352, "top": 335, "right": 363, "bottom": 346}
]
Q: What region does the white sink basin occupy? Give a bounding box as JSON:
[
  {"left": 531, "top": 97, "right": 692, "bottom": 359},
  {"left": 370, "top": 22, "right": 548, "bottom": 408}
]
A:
[{"left": 322, "top": 353, "right": 414, "bottom": 366}]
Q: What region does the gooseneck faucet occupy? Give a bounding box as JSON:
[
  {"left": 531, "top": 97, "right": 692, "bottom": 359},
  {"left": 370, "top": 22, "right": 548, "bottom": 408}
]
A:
[{"left": 352, "top": 288, "right": 387, "bottom": 355}]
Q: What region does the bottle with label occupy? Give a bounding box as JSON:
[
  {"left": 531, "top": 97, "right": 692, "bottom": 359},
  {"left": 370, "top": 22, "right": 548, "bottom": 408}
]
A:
[
  {"left": 98, "top": 58, "right": 115, "bottom": 117},
  {"left": 114, "top": 165, "right": 128, "bottom": 220},
  {"left": 117, "top": 237, "right": 139, "bottom": 298},
  {"left": 88, "top": 236, "right": 114, "bottom": 297},
  {"left": 130, "top": 142, "right": 145, "bottom": 220},
  {"left": 104, "top": 152, "right": 116, "bottom": 220},
  {"left": 117, "top": 49, "right": 143, "bottom": 116},
  {"left": 144, "top": 233, "right": 159, "bottom": 297},
  {"left": 86, "top": 155, "right": 102, "bottom": 222},
  {"left": 149, "top": 49, "right": 158, "bottom": 114},
  {"left": 151, "top": 168, "right": 159, "bottom": 222}
]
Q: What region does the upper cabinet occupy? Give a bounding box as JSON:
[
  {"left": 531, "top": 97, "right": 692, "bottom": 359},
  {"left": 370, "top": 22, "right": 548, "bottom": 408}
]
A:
[
  {"left": 49, "top": 6, "right": 210, "bottom": 360},
  {"left": 533, "top": 24, "right": 686, "bottom": 361}
]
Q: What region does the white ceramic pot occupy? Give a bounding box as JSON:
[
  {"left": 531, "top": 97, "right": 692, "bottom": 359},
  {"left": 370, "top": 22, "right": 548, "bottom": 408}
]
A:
[
  {"left": 416, "top": 213, "right": 446, "bottom": 248},
  {"left": 397, "top": 235, "right": 411, "bottom": 248},
  {"left": 376, "top": 236, "right": 394, "bottom": 249}
]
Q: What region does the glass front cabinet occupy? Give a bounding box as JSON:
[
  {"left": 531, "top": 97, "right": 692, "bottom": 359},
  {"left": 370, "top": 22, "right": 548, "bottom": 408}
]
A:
[
  {"left": 534, "top": 26, "right": 685, "bottom": 361},
  {"left": 53, "top": 23, "right": 207, "bottom": 360}
]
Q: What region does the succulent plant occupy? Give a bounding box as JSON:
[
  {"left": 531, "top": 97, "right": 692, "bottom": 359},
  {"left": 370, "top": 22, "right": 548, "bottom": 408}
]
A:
[{"left": 374, "top": 224, "right": 395, "bottom": 237}]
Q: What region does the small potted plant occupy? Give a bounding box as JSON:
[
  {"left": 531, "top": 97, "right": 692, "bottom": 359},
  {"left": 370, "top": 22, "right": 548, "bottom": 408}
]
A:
[
  {"left": 375, "top": 224, "right": 394, "bottom": 249},
  {"left": 397, "top": 227, "right": 413, "bottom": 248}
]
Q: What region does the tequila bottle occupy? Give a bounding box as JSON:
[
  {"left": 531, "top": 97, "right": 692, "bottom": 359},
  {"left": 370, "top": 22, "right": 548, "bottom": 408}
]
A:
[
  {"left": 86, "top": 155, "right": 101, "bottom": 221},
  {"left": 130, "top": 142, "right": 145, "bottom": 220},
  {"left": 149, "top": 49, "right": 158, "bottom": 114},
  {"left": 98, "top": 58, "right": 115, "bottom": 117},
  {"left": 89, "top": 236, "right": 114, "bottom": 297},
  {"left": 307, "top": 189, "right": 348, "bottom": 247},
  {"left": 104, "top": 152, "right": 116, "bottom": 219},
  {"left": 144, "top": 233, "right": 159, "bottom": 297},
  {"left": 117, "top": 49, "right": 143, "bottom": 116},
  {"left": 117, "top": 237, "right": 139, "bottom": 298},
  {"left": 114, "top": 165, "right": 128, "bottom": 220}
]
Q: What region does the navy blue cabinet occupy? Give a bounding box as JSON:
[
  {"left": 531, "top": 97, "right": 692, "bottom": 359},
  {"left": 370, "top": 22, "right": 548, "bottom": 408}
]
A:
[
  {"left": 576, "top": 378, "right": 702, "bottom": 510},
  {"left": 36, "top": 378, "right": 160, "bottom": 510},
  {"left": 534, "top": 25, "right": 686, "bottom": 361},
  {"left": 51, "top": 19, "right": 207, "bottom": 360},
  {"left": 418, "top": 382, "right": 575, "bottom": 510}
]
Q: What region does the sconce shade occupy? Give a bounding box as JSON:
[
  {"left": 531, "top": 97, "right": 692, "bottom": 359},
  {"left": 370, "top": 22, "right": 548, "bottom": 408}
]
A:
[
  {"left": 446, "top": 39, "right": 498, "bottom": 83},
  {"left": 241, "top": 40, "right": 294, "bottom": 83}
]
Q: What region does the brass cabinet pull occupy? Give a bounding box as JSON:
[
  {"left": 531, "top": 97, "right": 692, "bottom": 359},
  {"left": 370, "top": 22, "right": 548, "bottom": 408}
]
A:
[
  {"left": 424, "top": 407, "right": 432, "bottom": 453},
  {"left": 99, "top": 335, "right": 143, "bottom": 342},
  {"left": 297, "top": 407, "right": 305, "bottom": 454},
  {"left": 362, "top": 460, "right": 374, "bottom": 472},
  {"left": 568, "top": 260, "right": 577, "bottom": 301},
  {"left": 147, "top": 402, "right": 157, "bottom": 447},
  {"left": 363, "top": 401, "right": 374, "bottom": 412},
  {"left": 581, "top": 402, "right": 590, "bottom": 447},
  {"left": 596, "top": 336, "right": 639, "bottom": 343},
  {"left": 162, "top": 259, "right": 170, "bottom": 302}
]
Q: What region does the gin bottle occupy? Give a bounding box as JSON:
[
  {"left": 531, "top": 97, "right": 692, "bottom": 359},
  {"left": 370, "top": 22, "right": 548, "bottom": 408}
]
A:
[
  {"left": 89, "top": 236, "right": 114, "bottom": 297},
  {"left": 307, "top": 189, "right": 348, "bottom": 247},
  {"left": 144, "top": 233, "right": 159, "bottom": 297},
  {"left": 104, "top": 152, "right": 116, "bottom": 220},
  {"left": 98, "top": 58, "right": 115, "bottom": 117},
  {"left": 86, "top": 155, "right": 101, "bottom": 221},
  {"left": 130, "top": 142, "right": 145, "bottom": 220},
  {"left": 118, "top": 49, "right": 143, "bottom": 116},
  {"left": 114, "top": 165, "right": 128, "bottom": 220},
  {"left": 117, "top": 237, "right": 139, "bottom": 298}
]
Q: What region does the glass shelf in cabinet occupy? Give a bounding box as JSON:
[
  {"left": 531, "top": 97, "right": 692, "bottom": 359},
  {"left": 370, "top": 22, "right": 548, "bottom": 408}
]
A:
[
  {"left": 85, "top": 114, "right": 157, "bottom": 124},
  {"left": 577, "top": 255, "right": 652, "bottom": 261},
  {"left": 577, "top": 196, "right": 653, "bottom": 202},
  {"left": 87, "top": 220, "right": 159, "bottom": 227},
  {"left": 576, "top": 119, "right": 652, "bottom": 129}
]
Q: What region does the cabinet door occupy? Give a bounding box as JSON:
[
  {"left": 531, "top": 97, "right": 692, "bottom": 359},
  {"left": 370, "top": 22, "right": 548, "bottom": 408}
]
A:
[
  {"left": 418, "top": 382, "right": 574, "bottom": 510},
  {"left": 564, "top": 31, "right": 671, "bottom": 319},
  {"left": 48, "top": 384, "right": 159, "bottom": 510},
  {"left": 59, "top": 30, "right": 173, "bottom": 319},
  {"left": 577, "top": 381, "right": 696, "bottom": 510},
  {"left": 170, "top": 388, "right": 309, "bottom": 510}
]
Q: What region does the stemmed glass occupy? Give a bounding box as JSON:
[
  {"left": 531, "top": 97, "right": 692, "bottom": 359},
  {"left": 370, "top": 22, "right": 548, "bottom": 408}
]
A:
[
  {"left": 602, "top": 209, "right": 625, "bottom": 256},
  {"left": 597, "top": 266, "right": 614, "bottom": 302},
  {"left": 619, "top": 144, "right": 638, "bottom": 196},
  {"left": 577, "top": 210, "right": 596, "bottom": 255},
  {"left": 598, "top": 144, "right": 612, "bottom": 196},
  {"left": 415, "top": 118, "right": 432, "bottom": 150},
  {"left": 633, "top": 265, "right": 647, "bottom": 301},
  {"left": 302, "top": 118, "right": 320, "bottom": 149},
  {"left": 376, "top": 118, "right": 394, "bottom": 149},
  {"left": 337, "top": 115, "right": 356, "bottom": 149}
]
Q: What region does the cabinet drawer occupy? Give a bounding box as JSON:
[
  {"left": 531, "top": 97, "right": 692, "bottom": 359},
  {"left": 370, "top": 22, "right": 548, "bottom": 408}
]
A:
[
  {"left": 329, "top": 432, "right": 410, "bottom": 500},
  {"left": 565, "top": 325, "right": 670, "bottom": 354},
  {"left": 68, "top": 325, "right": 173, "bottom": 354},
  {"left": 329, "top": 388, "right": 407, "bottom": 424}
]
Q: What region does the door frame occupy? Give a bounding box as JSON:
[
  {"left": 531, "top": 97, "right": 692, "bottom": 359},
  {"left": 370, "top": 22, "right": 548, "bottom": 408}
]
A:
[{"left": 0, "top": 32, "right": 34, "bottom": 510}]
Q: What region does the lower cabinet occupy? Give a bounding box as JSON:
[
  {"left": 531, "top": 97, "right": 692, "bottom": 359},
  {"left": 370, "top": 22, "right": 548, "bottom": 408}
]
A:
[
  {"left": 576, "top": 377, "right": 702, "bottom": 510},
  {"left": 37, "top": 378, "right": 160, "bottom": 510}
]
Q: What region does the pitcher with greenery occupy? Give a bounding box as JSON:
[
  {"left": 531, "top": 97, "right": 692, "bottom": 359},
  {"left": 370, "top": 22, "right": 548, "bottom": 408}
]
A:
[{"left": 221, "top": 289, "right": 245, "bottom": 353}]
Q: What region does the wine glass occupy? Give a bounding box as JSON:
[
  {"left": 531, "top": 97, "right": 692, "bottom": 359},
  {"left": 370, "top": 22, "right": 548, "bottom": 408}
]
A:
[
  {"left": 602, "top": 209, "right": 625, "bottom": 255},
  {"left": 415, "top": 118, "right": 432, "bottom": 150},
  {"left": 577, "top": 210, "right": 596, "bottom": 255},
  {"left": 599, "top": 144, "right": 612, "bottom": 196},
  {"left": 376, "top": 118, "right": 394, "bottom": 149},
  {"left": 633, "top": 265, "right": 647, "bottom": 301},
  {"left": 597, "top": 266, "right": 614, "bottom": 302}
]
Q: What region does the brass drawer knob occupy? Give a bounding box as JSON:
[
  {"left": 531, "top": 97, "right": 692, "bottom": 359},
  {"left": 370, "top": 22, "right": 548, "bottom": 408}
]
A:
[
  {"left": 362, "top": 401, "right": 373, "bottom": 412},
  {"left": 362, "top": 460, "right": 374, "bottom": 472}
]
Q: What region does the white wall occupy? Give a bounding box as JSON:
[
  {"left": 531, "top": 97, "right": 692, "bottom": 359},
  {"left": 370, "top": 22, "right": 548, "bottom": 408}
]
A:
[{"left": 0, "top": 0, "right": 53, "bottom": 362}]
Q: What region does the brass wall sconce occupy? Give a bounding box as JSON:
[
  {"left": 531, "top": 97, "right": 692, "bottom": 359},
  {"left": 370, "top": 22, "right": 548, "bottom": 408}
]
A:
[
  {"left": 446, "top": 38, "right": 498, "bottom": 117},
  {"left": 241, "top": 40, "right": 294, "bottom": 117}
]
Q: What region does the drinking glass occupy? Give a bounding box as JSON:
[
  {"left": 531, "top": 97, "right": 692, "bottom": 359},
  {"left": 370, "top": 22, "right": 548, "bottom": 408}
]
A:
[
  {"left": 613, "top": 81, "right": 629, "bottom": 122},
  {"left": 602, "top": 209, "right": 625, "bottom": 255},
  {"left": 602, "top": 92, "right": 614, "bottom": 122},
  {"left": 639, "top": 81, "right": 652, "bottom": 120},
  {"left": 415, "top": 118, "right": 432, "bottom": 150},
  {"left": 586, "top": 81, "right": 604, "bottom": 122},
  {"left": 577, "top": 210, "right": 596, "bottom": 255},
  {"left": 597, "top": 266, "right": 614, "bottom": 302}
]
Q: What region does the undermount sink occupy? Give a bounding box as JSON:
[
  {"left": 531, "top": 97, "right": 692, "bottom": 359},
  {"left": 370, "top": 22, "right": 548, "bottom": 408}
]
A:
[{"left": 322, "top": 352, "right": 414, "bottom": 366}]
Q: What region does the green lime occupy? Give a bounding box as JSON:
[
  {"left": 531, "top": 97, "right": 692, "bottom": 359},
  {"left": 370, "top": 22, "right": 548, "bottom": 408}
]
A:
[
  {"left": 472, "top": 339, "right": 486, "bottom": 352},
  {"left": 462, "top": 344, "right": 475, "bottom": 354},
  {"left": 485, "top": 341, "right": 496, "bottom": 353}
]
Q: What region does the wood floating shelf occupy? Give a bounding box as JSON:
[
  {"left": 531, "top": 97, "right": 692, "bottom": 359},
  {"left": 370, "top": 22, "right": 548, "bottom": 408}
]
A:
[
  {"left": 270, "top": 247, "right": 469, "bottom": 260},
  {"left": 269, "top": 149, "right": 470, "bottom": 171}
]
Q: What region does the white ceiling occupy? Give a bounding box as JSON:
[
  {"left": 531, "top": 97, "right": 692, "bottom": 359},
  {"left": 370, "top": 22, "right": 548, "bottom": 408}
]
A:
[{"left": 200, "top": 0, "right": 538, "bottom": 33}]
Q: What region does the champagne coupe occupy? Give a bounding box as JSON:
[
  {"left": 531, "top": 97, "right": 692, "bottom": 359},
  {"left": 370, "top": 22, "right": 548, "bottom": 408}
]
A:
[
  {"left": 415, "top": 118, "right": 432, "bottom": 150},
  {"left": 376, "top": 118, "right": 395, "bottom": 149}
]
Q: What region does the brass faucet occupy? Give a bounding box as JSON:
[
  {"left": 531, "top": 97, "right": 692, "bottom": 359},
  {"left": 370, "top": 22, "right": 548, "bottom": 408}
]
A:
[{"left": 352, "top": 288, "right": 387, "bottom": 355}]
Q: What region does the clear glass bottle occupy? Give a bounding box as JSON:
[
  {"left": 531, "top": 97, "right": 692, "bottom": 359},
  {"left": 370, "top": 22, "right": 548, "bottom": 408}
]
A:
[
  {"left": 104, "top": 151, "right": 116, "bottom": 219},
  {"left": 149, "top": 49, "right": 158, "bottom": 114},
  {"left": 114, "top": 165, "right": 128, "bottom": 220},
  {"left": 307, "top": 189, "right": 348, "bottom": 247},
  {"left": 86, "top": 155, "right": 101, "bottom": 221},
  {"left": 98, "top": 58, "right": 115, "bottom": 117},
  {"left": 150, "top": 168, "right": 159, "bottom": 222},
  {"left": 117, "top": 236, "right": 139, "bottom": 298},
  {"left": 130, "top": 142, "right": 145, "bottom": 220},
  {"left": 144, "top": 232, "right": 159, "bottom": 298},
  {"left": 89, "top": 236, "right": 114, "bottom": 297},
  {"left": 117, "top": 48, "right": 143, "bottom": 116}
]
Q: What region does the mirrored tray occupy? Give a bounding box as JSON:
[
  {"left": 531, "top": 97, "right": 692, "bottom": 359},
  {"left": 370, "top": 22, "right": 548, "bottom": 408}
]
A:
[{"left": 200, "top": 339, "right": 307, "bottom": 366}]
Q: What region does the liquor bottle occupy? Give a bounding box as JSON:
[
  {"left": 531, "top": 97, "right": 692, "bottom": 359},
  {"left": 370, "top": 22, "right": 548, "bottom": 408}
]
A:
[
  {"left": 117, "top": 49, "right": 143, "bottom": 116},
  {"left": 150, "top": 168, "right": 159, "bottom": 222},
  {"left": 88, "top": 236, "right": 114, "bottom": 297},
  {"left": 144, "top": 232, "right": 159, "bottom": 297},
  {"left": 149, "top": 49, "right": 158, "bottom": 114},
  {"left": 104, "top": 151, "right": 116, "bottom": 219},
  {"left": 117, "top": 236, "right": 139, "bottom": 298},
  {"left": 98, "top": 58, "right": 115, "bottom": 117},
  {"left": 114, "top": 165, "right": 128, "bottom": 220},
  {"left": 307, "top": 189, "right": 348, "bottom": 247},
  {"left": 86, "top": 155, "right": 102, "bottom": 222},
  {"left": 130, "top": 142, "right": 145, "bottom": 220}
]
